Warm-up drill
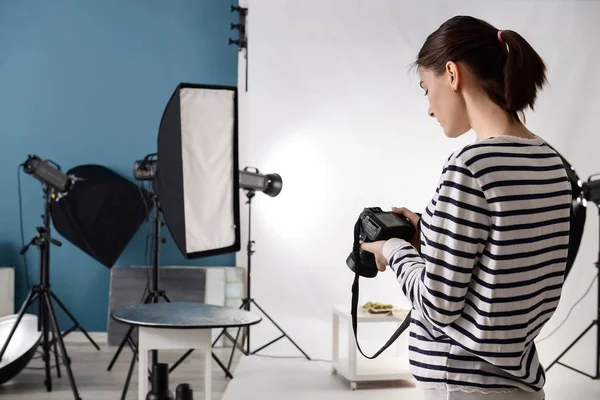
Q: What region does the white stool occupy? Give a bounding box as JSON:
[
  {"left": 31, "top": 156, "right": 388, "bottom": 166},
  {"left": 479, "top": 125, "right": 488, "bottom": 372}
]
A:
[{"left": 138, "top": 327, "right": 212, "bottom": 400}]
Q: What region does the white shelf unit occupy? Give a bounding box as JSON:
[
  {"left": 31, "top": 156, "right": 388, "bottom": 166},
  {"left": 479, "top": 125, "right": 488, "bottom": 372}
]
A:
[{"left": 331, "top": 304, "right": 414, "bottom": 390}]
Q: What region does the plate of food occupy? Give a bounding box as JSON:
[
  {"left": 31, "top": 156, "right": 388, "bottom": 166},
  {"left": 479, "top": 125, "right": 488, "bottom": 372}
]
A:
[{"left": 362, "top": 301, "right": 394, "bottom": 314}]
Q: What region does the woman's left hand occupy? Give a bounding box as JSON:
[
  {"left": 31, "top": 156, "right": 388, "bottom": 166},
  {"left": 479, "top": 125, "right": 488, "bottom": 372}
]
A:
[{"left": 360, "top": 240, "right": 388, "bottom": 272}]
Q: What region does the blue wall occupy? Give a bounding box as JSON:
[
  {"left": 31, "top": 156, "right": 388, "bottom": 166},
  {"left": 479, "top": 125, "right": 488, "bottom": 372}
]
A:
[{"left": 0, "top": 1, "right": 238, "bottom": 331}]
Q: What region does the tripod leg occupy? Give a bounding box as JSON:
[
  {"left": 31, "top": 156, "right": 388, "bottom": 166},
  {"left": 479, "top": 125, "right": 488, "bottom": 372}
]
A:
[
  {"left": 213, "top": 352, "right": 234, "bottom": 379},
  {"left": 171, "top": 346, "right": 242, "bottom": 376},
  {"left": 120, "top": 349, "right": 137, "bottom": 400},
  {"left": 52, "top": 330, "right": 62, "bottom": 378},
  {"left": 212, "top": 329, "right": 226, "bottom": 346},
  {"left": 223, "top": 330, "right": 249, "bottom": 355},
  {"left": 44, "top": 292, "right": 81, "bottom": 400},
  {"left": 50, "top": 291, "right": 100, "bottom": 351},
  {"left": 119, "top": 346, "right": 149, "bottom": 396},
  {"left": 227, "top": 327, "right": 243, "bottom": 372},
  {"left": 171, "top": 343, "right": 243, "bottom": 375},
  {"left": 127, "top": 335, "right": 139, "bottom": 353},
  {"left": 211, "top": 300, "right": 248, "bottom": 348},
  {"left": 169, "top": 349, "right": 194, "bottom": 373},
  {"left": 212, "top": 327, "right": 244, "bottom": 349},
  {"left": 0, "top": 290, "right": 37, "bottom": 361},
  {"left": 215, "top": 300, "right": 250, "bottom": 355},
  {"left": 547, "top": 320, "right": 596, "bottom": 372},
  {"left": 107, "top": 325, "right": 136, "bottom": 371},
  {"left": 108, "top": 290, "right": 157, "bottom": 371},
  {"left": 161, "top": 292, "right": 172, "bottom": 302},
  {"left": 241, "top": 299, "right": 251, "bottom": 354},
  {"left": 596, "top": 319, "right": 600, "bottom": 379},
  {"left": 41, "top": 294, "right": 52, "bottom": 392},
  {"left": 250, "top": 300, "right": 311, "bottom": 360},
  {"left": 146, "top": 294, "right": 160, "bottom": 366}
]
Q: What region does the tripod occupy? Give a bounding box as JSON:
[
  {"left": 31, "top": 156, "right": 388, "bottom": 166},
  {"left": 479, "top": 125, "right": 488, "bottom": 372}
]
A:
[
  {"left": 546, "top": 203, "right": 600, "bottom": 379},
  {"left": 212, "top": 189, "right": 311, "bottom": 371},
  {"left": 107, "top": 195, "right": 234, "bottom": 399},
  {"left": 0, "top": 185, "right": 100, "bottom": 399}
]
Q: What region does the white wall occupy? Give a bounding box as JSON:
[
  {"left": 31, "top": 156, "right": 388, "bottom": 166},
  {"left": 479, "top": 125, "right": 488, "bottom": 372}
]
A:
[
  {"left": 238, "top": 0, "right": 600, "bottom": 368},
  {"left": 0, "top": 267, "right": 15, "bottom": 317}
]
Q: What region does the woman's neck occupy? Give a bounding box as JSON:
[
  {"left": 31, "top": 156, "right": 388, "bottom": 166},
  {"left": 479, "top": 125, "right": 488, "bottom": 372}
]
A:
[{"left": 463, "top": 88, "right": 535, "bottom": 141}]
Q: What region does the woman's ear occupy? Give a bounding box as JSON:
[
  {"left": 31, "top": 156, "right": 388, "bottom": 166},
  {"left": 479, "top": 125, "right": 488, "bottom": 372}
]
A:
[{"left": 445, "top": 61, "right": 460, "bottom": 92}]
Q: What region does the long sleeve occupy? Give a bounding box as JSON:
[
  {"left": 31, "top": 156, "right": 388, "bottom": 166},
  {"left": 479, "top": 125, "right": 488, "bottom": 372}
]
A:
[{"left": 383, "top": 155, "right": 491, "bottom": 328}]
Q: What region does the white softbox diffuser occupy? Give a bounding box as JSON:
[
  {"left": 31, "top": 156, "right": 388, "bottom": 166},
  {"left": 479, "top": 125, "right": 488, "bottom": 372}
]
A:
[{"left": 154, "top": 83, "right": 240, "bottom": 258}]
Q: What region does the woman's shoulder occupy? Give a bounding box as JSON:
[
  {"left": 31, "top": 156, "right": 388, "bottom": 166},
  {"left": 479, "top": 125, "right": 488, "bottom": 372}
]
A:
[{"left": 446, "top": 135, "right": 553, "bottom": 170}]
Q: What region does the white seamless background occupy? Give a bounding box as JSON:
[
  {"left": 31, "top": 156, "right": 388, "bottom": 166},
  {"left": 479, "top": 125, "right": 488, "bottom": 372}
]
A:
[{"left": 235, "top": 0, "right": 600, "bottom": 372}]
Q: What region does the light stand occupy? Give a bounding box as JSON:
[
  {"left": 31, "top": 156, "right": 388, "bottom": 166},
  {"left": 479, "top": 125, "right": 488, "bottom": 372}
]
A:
[
  {"left": 547, "top": 200, "right": 600, "bottom": 379},
  {"left": 0, "top": 185, "right": 100, "bottom": 399},
  {"left": 106, "top": 194, "right": 171, "bottom": 400},
  {"left": 107, "top": 194, "right": 234, "bottom": 399},
  {"left": 212, "top": 189, "right": 311, "bottom": 372}
]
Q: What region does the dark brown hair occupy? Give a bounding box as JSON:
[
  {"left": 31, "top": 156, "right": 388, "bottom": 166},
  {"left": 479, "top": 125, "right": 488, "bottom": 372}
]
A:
[{"left": 416, "top": 16, "right": 547, "bottom": 122}]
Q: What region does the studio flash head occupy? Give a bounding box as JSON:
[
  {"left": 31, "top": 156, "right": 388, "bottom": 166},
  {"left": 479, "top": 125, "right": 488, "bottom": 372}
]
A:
[
  {"left": 133, "top": 153, "right": 158, "bottom": 181},
  {"left": 584, "top": 174, "right": 600, "bottom": 204},
  {"left": 23, "top": 155, "right": 72, "bottom": 193},
  {"left": 347, "top": 207, "right": 415, "bottom": 278},
  {"left": 239, "top": 167, "right": 282, "bottom": 197}
]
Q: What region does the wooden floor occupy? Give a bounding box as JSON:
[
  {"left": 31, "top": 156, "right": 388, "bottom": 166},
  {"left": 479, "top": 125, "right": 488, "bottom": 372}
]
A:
[{"left": 0, "top": 339, "right": 241, "bottom": 400}]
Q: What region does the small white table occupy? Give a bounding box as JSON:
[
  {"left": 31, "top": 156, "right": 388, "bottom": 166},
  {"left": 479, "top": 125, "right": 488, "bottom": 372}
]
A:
[
  {"left": 332, "top": 304, "right": 413, "bottom": 390},
  {"left": 112, "top": 302, "right": 261, "bottom": 400}
]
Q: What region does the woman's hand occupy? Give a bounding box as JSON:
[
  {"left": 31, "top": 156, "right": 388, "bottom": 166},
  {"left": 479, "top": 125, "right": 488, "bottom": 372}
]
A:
[
  {"left": 359, "top": 240, "right": 388, "bottom": 272},
  {"left": 360, "top": 207, "right": 421, "bottom": 273},
  {"left": 392, "top": 207, "right": 420, "bottom": 248}
]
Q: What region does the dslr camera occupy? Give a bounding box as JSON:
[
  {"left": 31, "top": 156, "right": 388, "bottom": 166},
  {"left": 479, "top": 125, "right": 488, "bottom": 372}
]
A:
[{"left": 346, "top": 207, "right": 415, "bottom": 278}]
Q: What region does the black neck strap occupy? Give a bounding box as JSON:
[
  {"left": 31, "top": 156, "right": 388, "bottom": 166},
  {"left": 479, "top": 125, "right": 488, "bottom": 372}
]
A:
[{"left": 350, "top": 217, "right": 412, "bottom": 359}]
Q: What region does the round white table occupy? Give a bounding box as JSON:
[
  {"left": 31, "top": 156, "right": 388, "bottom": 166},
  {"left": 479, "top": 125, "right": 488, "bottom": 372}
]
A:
[{"left": 112, "top": 302, "right": 261, "bottom": 400}]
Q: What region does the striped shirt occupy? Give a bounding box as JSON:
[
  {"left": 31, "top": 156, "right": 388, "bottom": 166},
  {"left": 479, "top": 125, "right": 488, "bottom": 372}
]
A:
[{"left": 382, "top": 135, "right": 571, "bottom": 395}]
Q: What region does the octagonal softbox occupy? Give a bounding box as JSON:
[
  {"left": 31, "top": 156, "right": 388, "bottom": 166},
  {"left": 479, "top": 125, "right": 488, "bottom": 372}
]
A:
[
  {"left": 50, "top": 164, "right": 154, "bottom": 268},
  {"left": 153, "top": 83, "right": 240, "bottom": 259}
]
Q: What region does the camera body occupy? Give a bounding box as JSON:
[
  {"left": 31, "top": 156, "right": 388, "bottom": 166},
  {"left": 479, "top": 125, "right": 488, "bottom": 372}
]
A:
[{"left": 346, "top": 207, "right": 416, "bottom": 278}]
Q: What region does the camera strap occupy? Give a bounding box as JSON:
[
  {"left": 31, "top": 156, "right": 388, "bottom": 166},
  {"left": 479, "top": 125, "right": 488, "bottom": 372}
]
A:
[{"left": 351, "top": 218, "right": 412, "bottom": 359}]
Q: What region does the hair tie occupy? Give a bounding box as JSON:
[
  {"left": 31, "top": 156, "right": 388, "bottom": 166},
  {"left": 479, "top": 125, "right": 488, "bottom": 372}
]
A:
[{"left": 497, "top": 30, "right": 504, "bottom": 44}]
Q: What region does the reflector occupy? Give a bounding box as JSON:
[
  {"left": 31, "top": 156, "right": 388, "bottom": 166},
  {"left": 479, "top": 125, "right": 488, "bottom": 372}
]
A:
[
  {"left": 0, "top": 314, "right": 40, "bottom": 385},
  {"left": 50, "top": 164, "right": 154, "bottom": 268},
  {"left": 153, "top": 83, "right": 240, "bottom": 259}
]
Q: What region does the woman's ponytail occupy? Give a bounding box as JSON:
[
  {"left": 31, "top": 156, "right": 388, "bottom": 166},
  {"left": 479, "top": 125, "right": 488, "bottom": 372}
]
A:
[{"left": 500, "top": 30, "right": 548, "bottom": 119}]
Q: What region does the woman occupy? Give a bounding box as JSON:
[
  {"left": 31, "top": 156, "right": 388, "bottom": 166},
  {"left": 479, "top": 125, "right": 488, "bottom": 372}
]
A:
[{"left": 361, "top": 16, "right": 570, "bottom": 400}]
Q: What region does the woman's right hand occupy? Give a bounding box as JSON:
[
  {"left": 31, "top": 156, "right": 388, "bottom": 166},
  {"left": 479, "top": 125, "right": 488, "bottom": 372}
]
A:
[{"left": 392, "top": 207, "right": 420, "bottom": 249}]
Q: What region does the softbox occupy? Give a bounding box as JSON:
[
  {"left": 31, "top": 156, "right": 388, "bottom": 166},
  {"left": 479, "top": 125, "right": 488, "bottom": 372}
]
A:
[
  {"left": 50, "top": 165, "right": 154, "bottom": 268},
  {"left": 153, "top": 83, "right": 240, "bottom": 259}
]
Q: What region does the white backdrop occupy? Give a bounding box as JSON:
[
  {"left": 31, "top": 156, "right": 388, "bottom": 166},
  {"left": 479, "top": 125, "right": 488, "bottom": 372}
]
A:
[{"left": 236, "top": 0, "right": 600, "bottom": 369}]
